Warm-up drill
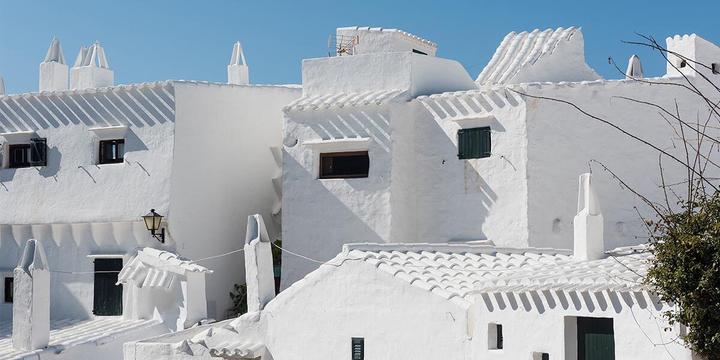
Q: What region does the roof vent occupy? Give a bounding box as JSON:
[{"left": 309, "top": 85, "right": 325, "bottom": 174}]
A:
[
  {"left": 625, "top": 54, "right": 644, "bottom": 79},
  {"left": 70, "top": 42, "right": 114, "bottom": 90},
  {"left": 227, "top": 41, "right": 249, "bottom": 85},
  {"left": 39, "top": 38, "right": 69, "bottom": 92}
]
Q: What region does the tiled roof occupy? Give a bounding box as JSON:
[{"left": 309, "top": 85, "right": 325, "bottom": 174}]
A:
[
  {"left": 335, "top": 243, "right": 650, "bottom": 307},
  {"left": 171, "top": 312, "right": 265, "bottom": 358},
  {"left": 476, "top": 27, "right": 580, "bottom": 85},
  {"left": 0, "top": 318, "right": 162, "bottom": 360},
  {"left": 283, "top": 89, "right": 408, "bottom": 112},
  {"left": 118, "top": 248, "right": 210, "bottom": 289},
  {"left": 338, "top": 26, "right": 437, "bottom": 48}
]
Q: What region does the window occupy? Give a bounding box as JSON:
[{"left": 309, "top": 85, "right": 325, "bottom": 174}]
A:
[
  {"left": 488, "top": 323, "right": 503, "bottom": 350},
  {"left": 458, "top": 127, "right": 491, "bottom": 159},
  {"left": 93, "top": 258, "right": 123, "bottom": 316},
  {"left": 98, "top": 139, "right": 125, "bottom": 164},
  {"left": 351, "top": 337, "right": 364, "bottom": 360},
  {"left": 8, "top": 138, "right": 47, "bottom": 168},
  {"left": 319, "top": 151, "right": 369, "bottom": 179},
  {"left": 4, "top": 277, "right": 12, "bottom": 303},
  {"left": 577, "top": 317, "right": 614, "bottom": 360},
  {"left": 532, "top": 352, "right": 549, "bottom": 360},
  {"left": 712, "top": 63, "right": 719, "bottom": 75}
]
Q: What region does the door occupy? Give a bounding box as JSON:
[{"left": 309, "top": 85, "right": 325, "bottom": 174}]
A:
[
  {"left": 93, "top": 258, "right": 123, "bottom": 316},
  {"left": 577, "top": 317, "right": 615, "bottom": 360}
]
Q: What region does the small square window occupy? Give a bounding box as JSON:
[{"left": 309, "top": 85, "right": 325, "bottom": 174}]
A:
[
  {"left": 4, "top": 277, "right": 13, "bottom": 303},
  {"left": 488, "top": 323, "right": 503, "bottom": 349},
  {"left": 319, "top": 151, "right": 369, "bottom": 179},
  {"left": 458, "top": 127, "right": 491, "bottom": 159},
  {"left": 532, "top": 352, "right": 550, "bottom": 360},
  {"left": 712, "top": 63, "right": 719, "bottom": 75},
  {"left": 99, "top": 139, "right": 125, "bottom": 164},
  {"left": 8, "top": 138, "right": 46, "bottom": 168},
  {"left": 351, "top": 337, "right": 364, "bottom": 360}
]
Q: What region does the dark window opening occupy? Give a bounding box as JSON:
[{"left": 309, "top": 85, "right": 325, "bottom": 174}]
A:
[
  {"left": 578, "top": 317, "right": 614, "bottom": 360},
  {"left": 319, "top": 151, "right": 369, "bottom": 179},
  {"left": 679, "top": 59, "right": 688, "bottom": 68},
  {"left": 93, "top": 258, "right": 123, "bottom": 316},
  {"left": 272, "top": 240, "right": 282, "bottom": 293},
  {"left": 712, "top": 63, "right": 719, "bottom": 75},
  {"left": 4, "top": 277, "right": 13, "bottom": 303},
  {"left": 458, "top": 127, "right": 491, "bottom": 159},
  {"left": 8, "top": 138, "right": 46, "bottom": 168},
  {"left": 541, "top": 353, "right": 549, "bottom": 360},
  {"left": 489, "top": 323, "right": 503, "bottom": 349},
  {"left": 99, "top": 139, "right": 125, "bottom": 164},
  {"left": 351, "top": 337, "right": 364, "bottom": 360},
  {"left": 412, "top": 49, "right": 428, "bottom": 55}
]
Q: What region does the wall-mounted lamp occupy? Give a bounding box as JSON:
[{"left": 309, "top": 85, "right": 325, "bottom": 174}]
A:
[{"left": 142, "top": 209, "right": 165, "bottom": 243}]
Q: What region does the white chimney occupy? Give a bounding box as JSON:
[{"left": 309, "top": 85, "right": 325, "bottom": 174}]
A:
[
  {"left": 573, "top": 173, "right": 605, "bottom": 261},
  {"left": 244, "top": 214, "right": 275, "bottom": 312},
  {"left": 39, "top": 38, "right": 68, "bottom": 92},
  {"left": 0, "top": 76, "right": 5, "bottom": 96},
  {"left": 70, "top": 42, "right": 114, "bottom": 89},
  {"left": 625, "top": 54, "right": 644, "bottom": 79},
  {"left": 227, "top": 41, "right": 249, "bottom": 85},
  {"left": 12, "top": 239, "right": 50, "bottom": 351}
]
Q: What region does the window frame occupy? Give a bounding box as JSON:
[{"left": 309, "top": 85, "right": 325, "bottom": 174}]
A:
[
  {"left": 488, "top": 323, "right": 503, "bottom": 350},
  {"left": 8, "top": 144, "right": 32, "bottom": 168},
  {"left": 351, "top": 337, "right": 364, "bottom": 360},
  {"left": 98, "top": 139, "right": 125, "bottom": 165},
  {"left": 4, "top": 277, "right": 13, "bottom": 303},
  {"left": 458, "top": 126, "right": 491, "bottom": 160},
  {"left": 318, "top": 151, "right": 370, "bottom": 179}
]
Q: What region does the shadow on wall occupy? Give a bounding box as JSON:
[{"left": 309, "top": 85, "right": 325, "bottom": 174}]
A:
[
  {"left": 479, "top": 290, "right": 664, "bottom": 315},
  {"left": 282, "top": 152, "right": 385, "bottom": 286},
  {"left": 38, "top": 146, "right": 61, "bottom": 179},
  {"left": 307, "top": 109, "right": 391, "bottom": 153}
]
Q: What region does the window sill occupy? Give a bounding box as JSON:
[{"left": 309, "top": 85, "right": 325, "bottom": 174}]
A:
[{"left": 96, "top": 162, "right": 125, "bottom": 167}]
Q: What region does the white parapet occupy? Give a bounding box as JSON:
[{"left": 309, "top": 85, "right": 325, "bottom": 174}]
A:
[
  {"left": 573, "top": 173, "right": 605, "bottom": 261},
  {"left": 227, "top": 41, "right": 249, "bottom": 85},
  {"left": 244, "top": 214, "right": 275, "bottom": 312},
  {"left": 12, "top": 239, "right": 50, "bottom": 351}
]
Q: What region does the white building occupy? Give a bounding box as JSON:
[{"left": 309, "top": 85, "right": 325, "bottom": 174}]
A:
[
  {"left": 0, "top": 38, "right": 300, "bottom": 358},
  {"left": 281, "top": 26, "right": 720, "bottom": 286},
  {"left": 128, "top": 175, "right": 693, "bottom": 359}
]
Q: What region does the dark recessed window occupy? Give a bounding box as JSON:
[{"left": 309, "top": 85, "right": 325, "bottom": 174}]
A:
[
  {"left": 351, "top": 337, "right": 364, "bottom": 360},
  {"left": 458, "top": 127, "right": 491, "bottom": 159},
  {"left": 8, "top": 138, "right": 47, "bottom": 168},
  {"left": 489, "top": 323, "right": 503, "bottom": 349},
  {"left": 712, "top": 63, "right": 719, "bottom": 75},
  {"left": 4, "top": 277, "right": 13, "bottom": 303},
  {"left": 319, "top": 151, "right": 369, "bottom": 179},
  {"left": 99, "top": 139, "right": 125, "bottom": 164},
  {"left": 412, "top": 49, "right": 428, "bottom": 55}
]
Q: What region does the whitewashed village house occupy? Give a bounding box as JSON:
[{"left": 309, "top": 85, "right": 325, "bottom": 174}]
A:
[
  {"left": 128, "top": 26, "right": 720, "bottom": 360},
  {"left": 0, "top": 39, "right": 300, "bottom": 358}
]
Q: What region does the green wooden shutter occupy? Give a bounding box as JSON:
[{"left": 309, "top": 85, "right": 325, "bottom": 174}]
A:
[
  {"left": 93, "top": 259, "right": 123, "bottom": 316},
  {"left": 30, "top": 138, "right": 47, "bottom": 166},
  {"left": 458, "top": 127, "right": 491, "bottom": 159},
  {"left": 578, "top": 317, "right": 615, "bottom": 360}
]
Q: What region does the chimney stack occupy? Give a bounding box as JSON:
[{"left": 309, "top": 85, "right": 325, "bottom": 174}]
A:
[
  {"left": 625, "top": 54, "right": 644, "bottom": 79},
  {"left": 39, "top": 38, "right": 68, "bottom": 92},
  {"left": 12, "top": 239, "right": 50, "bottom": 351},
  {"left": 70, "top": 42, "right": 114, "bottom": 90},
  {"left": 573, "top": 173, "right": 605, "bottom": 261},
  {"left": 227, "top": 41, "right": 249, "bottom": 85},
  {"left": 244, "top": 214, "right": 275, "bottom": 312}
]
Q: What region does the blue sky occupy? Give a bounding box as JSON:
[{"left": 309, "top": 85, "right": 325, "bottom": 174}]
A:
[{"left": 1, "top": 0, "right": 718, "bottom": 94}]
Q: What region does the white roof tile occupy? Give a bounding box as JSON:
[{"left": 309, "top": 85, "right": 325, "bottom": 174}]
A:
[
  {"left": 0, "top": 318, "right": 161, "bottom": 360},
  {"left": 340, "top": 243, "right": 650, "bottom": 306},
  {"left": 284, "top": 89, "right": 408, "bottom": 112},
  {"left": 117, "top": 248, "right": 210, "bottom": 289},
  {"left": 476, "top": 27, "right": 583, "bottom": 85}
]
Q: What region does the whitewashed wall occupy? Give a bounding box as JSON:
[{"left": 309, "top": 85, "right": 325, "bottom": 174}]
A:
[
  {"left": 469, "top": 291, "right": 691, "bottom": 359},
  {"left": 524, "top": 78, "right": 720, "bottom": 250},
  {"left": 265, "top": 261, "right": 469, "bottom": 360},
  {"left": 170, "top": 83, "right": 300, "bottom": 320}
]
